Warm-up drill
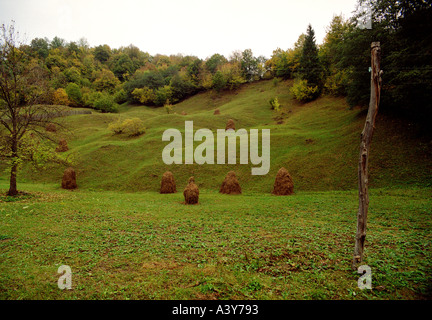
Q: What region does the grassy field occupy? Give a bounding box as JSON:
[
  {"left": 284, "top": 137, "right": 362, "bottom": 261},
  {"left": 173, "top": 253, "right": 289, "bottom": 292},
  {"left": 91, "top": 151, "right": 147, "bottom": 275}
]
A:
[
  {"left": 0, "top": 183, "right": 431, "bottom": 299},
  {"left": 0, "top": 79, "right": 431, "bottom": 300}
]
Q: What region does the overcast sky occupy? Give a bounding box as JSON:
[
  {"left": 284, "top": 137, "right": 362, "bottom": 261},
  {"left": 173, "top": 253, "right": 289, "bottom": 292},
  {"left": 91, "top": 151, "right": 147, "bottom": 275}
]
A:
[{"left": 0, "top": 0, "right": 359, "bottom": 59}]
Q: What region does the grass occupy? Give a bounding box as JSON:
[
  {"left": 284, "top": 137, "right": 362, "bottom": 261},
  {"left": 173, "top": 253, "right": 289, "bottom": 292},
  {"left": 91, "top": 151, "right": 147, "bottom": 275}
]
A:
[
  {"left": 5, "top": 79, "right": 430, "bottom": 193},
  {"left": 0, "top": 183, "right": 431, "bottom": 300},
  {"left": 0, "top": 79, "right": 431, "bottom": 300}
]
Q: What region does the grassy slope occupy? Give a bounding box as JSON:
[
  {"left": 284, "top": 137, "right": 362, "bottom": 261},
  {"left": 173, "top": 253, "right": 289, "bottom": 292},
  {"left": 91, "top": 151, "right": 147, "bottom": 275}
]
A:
[{"left": 3, "top": 79, "right": 430, "bottom": 192}]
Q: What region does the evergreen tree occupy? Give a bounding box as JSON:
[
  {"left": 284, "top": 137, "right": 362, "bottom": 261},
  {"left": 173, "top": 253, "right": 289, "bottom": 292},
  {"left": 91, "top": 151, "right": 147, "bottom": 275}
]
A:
[{"left": 298, "top": 24, "right": 322, "bottom": 89}]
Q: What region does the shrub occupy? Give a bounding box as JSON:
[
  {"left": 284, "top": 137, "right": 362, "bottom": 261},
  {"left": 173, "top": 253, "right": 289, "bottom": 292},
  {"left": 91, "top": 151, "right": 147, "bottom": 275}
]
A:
[
  {"left": 269, "top": 97, "right": 280, "bottom": 111},
  {"left": 290, "top": 79, "right": 319, "bottom": 102},
  {"left": 93, "top": 93, "right": 118, "bottom": 113},
  {"left": 113, "top": 89, "right": 128, "bottom": 104},
  {"left": 52, "top": 88, "right": 70, "bottom": 106},
  {"left": 107, "top": 119, "right": 124, "bottom": 134},
  {"left": 154, "top": 86, "right": 173, "bottom": 106},
  {"left": 164, "top": 101, "right": 173, "bottom": 114},
  {"left": 323, "top": 69, "right": 349, "bottom": 96},
  {"left": 108, "top": 118, "right": 145, "bottom": 137},
  {"left": 132, "top": 87, "right": 155, "bottom": 104}
]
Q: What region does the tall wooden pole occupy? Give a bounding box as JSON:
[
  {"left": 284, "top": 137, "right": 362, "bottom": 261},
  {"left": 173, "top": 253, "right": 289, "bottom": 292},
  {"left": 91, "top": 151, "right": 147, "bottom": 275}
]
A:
[{"left": 353, "top": 42, "right": 383, "bottom": 270}]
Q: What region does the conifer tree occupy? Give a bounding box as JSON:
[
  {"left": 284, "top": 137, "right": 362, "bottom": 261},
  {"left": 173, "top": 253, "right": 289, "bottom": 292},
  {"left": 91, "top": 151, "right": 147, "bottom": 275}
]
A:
[{"left": 299, "top": 24, "right": 322, "bottom": 89}]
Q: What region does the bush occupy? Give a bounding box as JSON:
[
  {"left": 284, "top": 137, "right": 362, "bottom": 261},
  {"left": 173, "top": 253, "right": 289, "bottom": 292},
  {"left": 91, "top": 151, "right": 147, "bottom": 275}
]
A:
[
  {"left": 154, "top": 86, "right": 173, "bottom": 106},
  {"left": 290, "top": 79, "right": 319, "bottom": 102},
  {"left": 108, "top": 118, "right": 146, "bottom": 137},
  {"left": 93, "top": 93, "right": 118, "bottom": 113},
  {"left": 65, "top": 83, "right": 83, "bottom": 107},
  {"left": 113, "top": 89, "right": 128, "bottom": 104},
  {"left": 323, "top": 69, "right": 349, "bottom": 96},
  {"left": 52, "top": 88, "right": 70, "bottom": 106},
  {"left": 269, "top": 97, "right": 280, "bottom": 111},
  {"left": 164, "top": 101, "right": 173, "bottom": 114}
]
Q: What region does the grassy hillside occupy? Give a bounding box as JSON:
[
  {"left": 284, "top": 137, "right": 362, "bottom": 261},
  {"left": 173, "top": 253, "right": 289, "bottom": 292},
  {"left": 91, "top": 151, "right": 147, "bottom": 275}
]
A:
[{"left": 2, "top": 79, "right": 431, "bottom": 193}]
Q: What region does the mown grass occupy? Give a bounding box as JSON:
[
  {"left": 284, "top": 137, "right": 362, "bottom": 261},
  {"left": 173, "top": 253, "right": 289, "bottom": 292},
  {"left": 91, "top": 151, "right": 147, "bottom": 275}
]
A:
[{"left": 1, "top": 183, "right": 431, "bottom": 300}]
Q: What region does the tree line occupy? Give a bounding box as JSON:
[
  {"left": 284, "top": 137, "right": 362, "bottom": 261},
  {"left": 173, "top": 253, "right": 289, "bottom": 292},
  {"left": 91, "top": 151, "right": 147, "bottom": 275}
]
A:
[
  {"left": 1, "top": 0, "right": 431, "bottom": 196},
  {"left": 6, "top": 0, "right": 431, "bottom": 127}
]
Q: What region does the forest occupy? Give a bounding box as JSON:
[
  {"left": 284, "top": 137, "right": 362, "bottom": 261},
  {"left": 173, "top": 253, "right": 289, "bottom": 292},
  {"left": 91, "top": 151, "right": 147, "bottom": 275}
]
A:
[{"left": 6, "top": 0, "right": 431, "bottom": 131}]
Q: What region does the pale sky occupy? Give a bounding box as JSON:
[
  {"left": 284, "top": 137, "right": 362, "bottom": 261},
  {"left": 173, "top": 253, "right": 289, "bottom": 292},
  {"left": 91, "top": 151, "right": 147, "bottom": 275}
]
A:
[{"left": 0, "top": 0, "right": 359, "bottom": 59}]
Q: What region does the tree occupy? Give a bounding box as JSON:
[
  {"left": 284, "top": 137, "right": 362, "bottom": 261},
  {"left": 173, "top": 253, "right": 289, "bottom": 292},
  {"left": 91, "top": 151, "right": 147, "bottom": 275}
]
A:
[
  {"left": 0, "top": 22, "right": 67, "bottom": 196},
  {"left": 93, "top": 44, "right": 111, "bottom": 63},
  {"left": 298, "top": 24, "right": 322, "bottom": 90},
  {"left": 241, "top": 49, "right": 259, "bottom": 82},
  {"left": 51, "top": 36, "right": 66, "bottom": 49},
  {"left": 65, "top": 82, "right": 83, "bottom": 106},
  {"left": 205, "top": 53, "right": 227, "bottom": 74},
  {"left": 30, "top": 37, "right": 50, "bottom": 59}
]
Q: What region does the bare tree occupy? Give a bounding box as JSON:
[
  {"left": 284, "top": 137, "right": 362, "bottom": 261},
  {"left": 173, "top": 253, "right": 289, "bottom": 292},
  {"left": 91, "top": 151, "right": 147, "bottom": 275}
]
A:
[
  {"left": 0, "top": 22, "right": 68, "bottom": 196},
  {"left": 352, "top": 42, "right": 383, "bottom": 270}
]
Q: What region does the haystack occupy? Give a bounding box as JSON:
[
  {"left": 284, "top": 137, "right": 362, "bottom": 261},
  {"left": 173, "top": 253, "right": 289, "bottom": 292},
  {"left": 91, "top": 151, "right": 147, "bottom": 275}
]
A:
[
  {"left": 56, "top": 138, "right": 69, "bottom": 152},
  {"left": 181, "top": 111, "right": 187, "bottom": 115},
  {"left": 160, "top": 171, "right": 176, "bottom": 194},
  {"left": 219, "top": 171, "right": 242, "bottom": 194},
  {"left": 213, "top": 108, "right": 220, "bottom": 115},
  {"left": 61, "top": 167, "right": 77, "bottom": 190},
  {"left": 226, "top": 119, "right": 235, "bottom": 130},
  {"left": 45, "top": 123, "right": 57, "bottom": 132},
  {"left": 183, "top": 176, "right": 199, "bottom": 204},
  {"left": 272, "top": 167, "right": 294, "bottom": 195}
]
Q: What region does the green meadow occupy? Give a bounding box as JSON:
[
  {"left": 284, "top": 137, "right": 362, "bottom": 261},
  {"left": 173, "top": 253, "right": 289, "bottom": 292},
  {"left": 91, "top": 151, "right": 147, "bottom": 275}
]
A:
[{"left": 1, "top": 80, "right": 431, "bottom": 299}]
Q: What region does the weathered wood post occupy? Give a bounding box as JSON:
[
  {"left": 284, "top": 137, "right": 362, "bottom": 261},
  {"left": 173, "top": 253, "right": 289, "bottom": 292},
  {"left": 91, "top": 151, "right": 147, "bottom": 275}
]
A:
[{"left": 353, "top": 42, "right": 383, "bottom": 270}]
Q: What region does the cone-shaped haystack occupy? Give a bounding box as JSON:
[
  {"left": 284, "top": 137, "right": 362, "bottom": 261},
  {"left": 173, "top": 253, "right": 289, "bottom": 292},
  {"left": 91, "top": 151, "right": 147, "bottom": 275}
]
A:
[
  {"left": 226, "top": 119, "right": 235, "bottom": 130},
  {"left": 272, "top": 167, "right": 294, "bottom": 195},
  {"left": 61, "top": 167, "right": 77, "bottom": 190},
  {"left": 220, "top": 171, "right": 242, "bottom": 194},
  {"left": 56, "top": 138, "right": 69, "bottom": 152},
  {"left": 214, "top": 108, "right": 220, "bottom": 115},
  {"left": 183, "top": 176, "right": 199, "bottom": 204},
  {"left": 160, "top": 171, "right": 176, "bottom": 194}
]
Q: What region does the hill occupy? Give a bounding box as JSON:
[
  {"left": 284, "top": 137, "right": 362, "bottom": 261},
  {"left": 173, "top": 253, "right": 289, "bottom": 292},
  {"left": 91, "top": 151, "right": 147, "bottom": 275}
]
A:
[{"left": 3, "top": 79, "right": 431, "bottom": 193}]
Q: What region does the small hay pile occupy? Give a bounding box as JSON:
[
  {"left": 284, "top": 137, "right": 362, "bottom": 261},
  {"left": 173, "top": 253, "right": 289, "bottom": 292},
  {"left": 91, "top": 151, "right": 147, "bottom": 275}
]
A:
[
  {"left": 61, "top": 167, "right": 77, "bottom": 190},
  {"left": 56, "top": 139, "right": 69, "bottom": 152},
  {"left": 160, "top": 171, "right": 176, "bottom": 194},
  {"left": 45, "top": 123, "right": 57, "bottom": 132},
  {"left": 183, "top": 176, "right": 199, "bottom": 204},
  {"left": 181, "top": 111, "right": 187, "bottom": 115},
  {"left": 214, "top": 109, "right": 220, "bottom": 115},
  {"left": 219, "top": 171, "right": 242, "bottom": 195},
  {"left": 226, "top": 119, "right": 235, "bottom": 130},
  {"left": 272, "top": 167, "right": 294, "bottom": 195}
]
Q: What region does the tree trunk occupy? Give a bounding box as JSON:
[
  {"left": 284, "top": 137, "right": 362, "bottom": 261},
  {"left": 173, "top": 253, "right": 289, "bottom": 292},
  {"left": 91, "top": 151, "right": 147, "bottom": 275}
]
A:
[
  {"left": 7, "top": 135, "right": 19, "bottom": 197},
  {"left": 8, "top": 164, "right": 18, "bottom": 196},
  {"left": 352, "top": 42, "right": 382, "bottom": 270}
]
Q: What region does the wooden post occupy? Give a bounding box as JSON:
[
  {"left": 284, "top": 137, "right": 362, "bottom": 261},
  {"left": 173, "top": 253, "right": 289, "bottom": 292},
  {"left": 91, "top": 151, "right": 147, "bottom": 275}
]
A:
[{"left": 353, "top": 42, "right": 383, "bottom": 270}]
